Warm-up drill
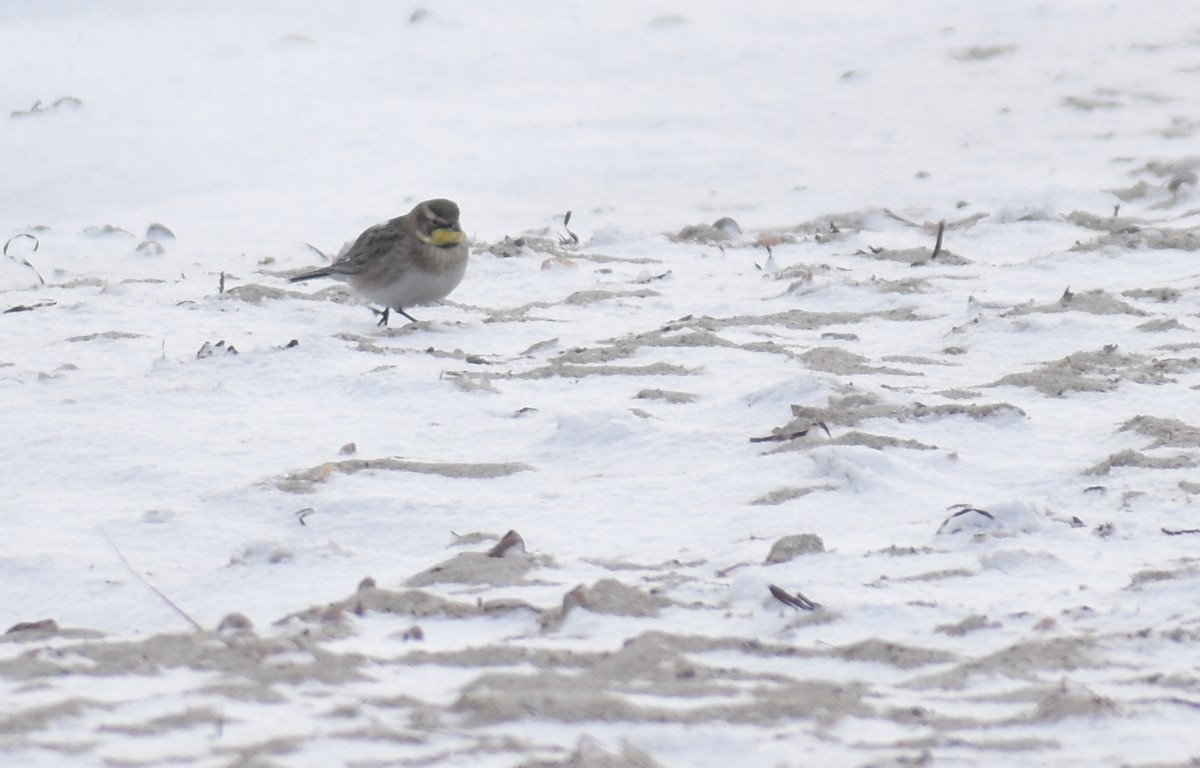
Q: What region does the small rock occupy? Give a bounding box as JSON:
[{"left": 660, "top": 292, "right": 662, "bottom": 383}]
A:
[
  {"left": 197, "top": 340, "right": 238, "bottom": 359},
  {"left": 401, "top": 625, "right": 424, "bottom": 641},
  {"left": 765, "top": 533, "right": 826, "bottom": 564},
  {"left": 5, "top": 619, "right": 58, "bottom": 635},
  {"left": 216, "top": 613, "right": 254, "bottom": 633},
  {"left": 488, "top": 529, "right": 526, "bottom": 558},
  {"left": 541, "top": 256, "right": 577, "bottom": 270},
  {"left": 672, "top": 222, "right": 732, "bottom": 243},
  {"left": 712, "top": 216, "right": 742, "bottom": 237},
  {"left": 83, "top": 224, "right": 133, "bottom": 238},
  {"left": 146, "top": 223, "right": 176, "bottom": 241}
]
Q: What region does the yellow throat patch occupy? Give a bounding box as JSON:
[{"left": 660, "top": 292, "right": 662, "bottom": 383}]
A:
[{"left": 427, "top": 228, "right": 464, "bottom": 247}]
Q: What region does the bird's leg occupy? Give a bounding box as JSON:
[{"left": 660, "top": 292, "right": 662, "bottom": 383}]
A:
[
  {"left": 396, "top": 307, "right": 419, "bottom": 324},
  {"left": 372, "top": 306, "right": 390, "bottom": 327}
]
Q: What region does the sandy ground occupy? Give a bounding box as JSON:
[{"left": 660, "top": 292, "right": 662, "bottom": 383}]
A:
[
  {"left": 5, "top": 3, "right": 1200, "bottom": 767},
  {"left": 5, "top": 192, "right": 1200, "bottom": 766}
]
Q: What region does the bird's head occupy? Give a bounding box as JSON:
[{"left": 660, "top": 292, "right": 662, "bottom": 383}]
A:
[{"left": 414, "top": 198, "right": 465, "bottom": 247}]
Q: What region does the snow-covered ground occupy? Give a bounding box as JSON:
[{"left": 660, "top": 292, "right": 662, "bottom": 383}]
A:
[{"left": 3, "top": 2, "right": 1200, "bottom": 766}]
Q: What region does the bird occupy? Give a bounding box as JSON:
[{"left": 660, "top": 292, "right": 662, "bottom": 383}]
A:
[{"left": 290, "top": 198, "right": 469, "bottom": 326}]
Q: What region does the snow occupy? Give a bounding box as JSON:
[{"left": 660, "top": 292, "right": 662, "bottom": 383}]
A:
[{"left": 4, "top": 1, "right": 1200, "bottom": 766}]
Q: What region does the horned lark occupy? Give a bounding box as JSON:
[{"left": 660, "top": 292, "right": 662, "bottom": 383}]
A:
[{"left": 290, "top": 198, "right": 468, "bottom": 326}]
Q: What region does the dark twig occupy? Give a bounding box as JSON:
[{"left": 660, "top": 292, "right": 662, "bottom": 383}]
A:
[
  {"left": 1163, "top": 527, "right": 1200, "bottom": 536},
  {"left": 882, "top": 209, "right": 920, "bottom": 227},
  {"left": 4, "top": 300, "right": 55, "bottom": 314},
  {"left": 301, "top": 242, "right": 331, "bottom": 261},
  {"left": 3, "top": 233, "right": 38, "bottom": 256},
  {"left": 947, "top": 506, "right": 994, "bottom": 520},
  {"left": 769, "top": 584, "right": 820, "bottom": 611},
  {"left": 749, "top": 421, "right": 831, "bottom": 443},
  {"left": 930, "top": 219, "right": 946, "bottom": 260},
  {"left": 219, "top": 271, "right": 226, "bottom": 294},
  {"left": 100, "top": 526, "right": 202, "bottom": 631},
  {"left": 753, "top": 245, "right": 775, "bottom": 272},
  {"left": 559, "top": 210, "right": 579, "bottom": 246},
  {"left": 3, "top": 234, "right": 45, "bottom": 285}
]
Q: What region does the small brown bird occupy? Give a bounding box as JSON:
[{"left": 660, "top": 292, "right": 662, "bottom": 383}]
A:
[{"left": 290, "top": 198, "right": 468, "bottom": 326}]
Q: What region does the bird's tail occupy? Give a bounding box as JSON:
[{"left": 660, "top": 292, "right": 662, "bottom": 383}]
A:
[{"left": 289, "top": 269, "right": 332, "bottom": 283}]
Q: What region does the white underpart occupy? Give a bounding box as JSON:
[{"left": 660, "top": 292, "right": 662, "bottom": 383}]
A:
[{"left": 352, "top": 255, "right": 468, "bottom": 308}]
